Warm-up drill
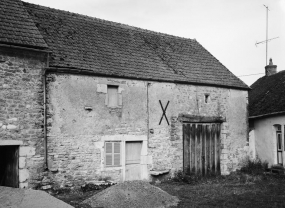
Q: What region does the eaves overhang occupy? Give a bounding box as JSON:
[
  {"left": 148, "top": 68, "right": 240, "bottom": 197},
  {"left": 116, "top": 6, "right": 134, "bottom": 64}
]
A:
[
  {"left": 249, "top": 111, "right": 285, "bottom": 120},
  {"left": 45, "top": 66, "right": 250, "bottom": 91}
]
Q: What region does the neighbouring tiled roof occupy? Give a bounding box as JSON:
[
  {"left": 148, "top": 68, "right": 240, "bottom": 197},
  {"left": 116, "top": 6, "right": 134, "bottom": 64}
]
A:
[
  {"left": 0, "top": 0, "right": 48, "bottom": 49},
  {"left": 249, "top": 71, "right": 285, "bottom": 117},
  {"left": 23, "top": 2, "right": 248, "bottom": 89}
]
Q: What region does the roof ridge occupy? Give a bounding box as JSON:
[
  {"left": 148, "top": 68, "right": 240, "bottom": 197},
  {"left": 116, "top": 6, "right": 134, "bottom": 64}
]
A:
[{"left": 22, "top": 1, "right": 195, "bottom": 41}]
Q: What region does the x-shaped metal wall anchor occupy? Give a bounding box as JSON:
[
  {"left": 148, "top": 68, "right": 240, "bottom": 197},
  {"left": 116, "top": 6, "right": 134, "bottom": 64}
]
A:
[{"left": 159, "top": 100, "right": 170, "bottom": 125}]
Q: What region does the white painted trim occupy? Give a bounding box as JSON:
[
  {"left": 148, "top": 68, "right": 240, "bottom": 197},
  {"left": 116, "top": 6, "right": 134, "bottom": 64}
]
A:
[
  {"left": 0, "top": 140, "right": 23, "bottom": 146},
  {"left": 283, "top": 125, "right": 285, "bottom": 167},
  {"left": 101, "top": 135, "right": 147, "bottom": 141},
  {"left": 272, "top": 125, "right": 277, "bottom": 165}
]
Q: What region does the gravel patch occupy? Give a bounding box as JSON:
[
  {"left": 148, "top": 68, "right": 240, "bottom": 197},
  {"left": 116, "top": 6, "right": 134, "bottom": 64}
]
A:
[
  {"left": 83, "top": 180, "right": 179, "bottom": 208},
  {"left": 0, "top": 186, "right": 73, "bottom": 208}
]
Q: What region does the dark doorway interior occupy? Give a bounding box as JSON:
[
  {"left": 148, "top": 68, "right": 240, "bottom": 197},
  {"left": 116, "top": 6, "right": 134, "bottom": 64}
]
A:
[{"left": 0, "top": 145, "right": 19, "bottom": 188}]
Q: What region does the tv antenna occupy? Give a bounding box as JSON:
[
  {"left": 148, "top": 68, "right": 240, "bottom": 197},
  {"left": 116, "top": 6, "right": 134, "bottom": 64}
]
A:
[{"left": 255, "top": 5, "right": 279, "bottom": 65}]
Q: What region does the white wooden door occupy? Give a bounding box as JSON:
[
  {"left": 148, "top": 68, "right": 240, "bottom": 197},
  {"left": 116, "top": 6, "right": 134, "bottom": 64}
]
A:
[{"left": 125, "top": 141, "right": 142, "bottom": 180}]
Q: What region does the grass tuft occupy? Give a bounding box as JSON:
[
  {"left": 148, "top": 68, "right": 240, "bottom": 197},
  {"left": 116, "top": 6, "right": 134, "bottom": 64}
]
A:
[{"left": 240, "top": 156, "right": 268, "bottom": 175}]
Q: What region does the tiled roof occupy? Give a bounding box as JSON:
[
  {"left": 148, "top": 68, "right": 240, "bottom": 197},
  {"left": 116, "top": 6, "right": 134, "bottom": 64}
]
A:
[
  {"left": 23, "top": 2, "right": 248, "bottom": 89},
  {"left": 0, "top": 0, "right": 48, "bottom": 49},
  {"left": 249, "top": 71, "right": 285, "bottom": 117}
]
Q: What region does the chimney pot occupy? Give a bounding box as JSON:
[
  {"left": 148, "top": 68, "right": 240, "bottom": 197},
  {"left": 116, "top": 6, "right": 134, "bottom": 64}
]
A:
[{"left": 265, "top": 58, "right": 277, "bottom": 76}]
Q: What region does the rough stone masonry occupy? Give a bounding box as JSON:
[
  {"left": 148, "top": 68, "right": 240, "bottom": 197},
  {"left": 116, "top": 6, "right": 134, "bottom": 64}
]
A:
[
  {"left": 0, "top": 47, "right": 47, "bottom": 188},
  {"left": 44, "top": 73, "right": 249, "bottom": 188}
]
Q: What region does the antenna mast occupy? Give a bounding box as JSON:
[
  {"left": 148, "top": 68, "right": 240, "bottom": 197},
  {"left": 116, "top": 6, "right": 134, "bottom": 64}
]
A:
[
  {"left": 255, "top": 5, "right": 279, "bottom": 65},
  {"left": 264, "top": 5, "right": 269, "bottom": 65}
]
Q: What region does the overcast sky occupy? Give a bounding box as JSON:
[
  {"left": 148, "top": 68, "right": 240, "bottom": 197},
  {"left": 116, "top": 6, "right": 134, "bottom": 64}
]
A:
[{"left": 23, "top": 0, "right": 285, "bottom": 86}]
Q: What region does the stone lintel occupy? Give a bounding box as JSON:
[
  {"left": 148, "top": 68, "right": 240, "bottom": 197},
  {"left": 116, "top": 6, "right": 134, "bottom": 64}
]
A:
[{"left": 0, "top": 140, "right": 23, "bottom": 146}]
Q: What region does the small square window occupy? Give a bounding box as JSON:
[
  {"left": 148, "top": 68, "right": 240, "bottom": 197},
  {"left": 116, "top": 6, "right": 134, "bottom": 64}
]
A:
[
  {"left": 107, "top": 85, "right": 118, "bottom": 107},
  {"left": 204, "top": 94, "right": 210, "bottom": 103}
]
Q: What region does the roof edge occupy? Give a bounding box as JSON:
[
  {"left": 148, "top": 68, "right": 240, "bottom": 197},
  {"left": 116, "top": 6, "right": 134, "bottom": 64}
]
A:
[
  {"left": 0, "top": 42, "right": 50, "bottom": 52},
  {"left": 45, "top": 67, "right": 250, "bottom": 90},
  {"left": 249, "top": 111, "right": 285, "bottom": 120}
]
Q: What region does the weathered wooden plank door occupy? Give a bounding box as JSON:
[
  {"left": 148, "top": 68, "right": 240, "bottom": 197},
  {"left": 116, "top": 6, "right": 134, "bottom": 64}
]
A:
[
  {"left": 183, "top": 123, "right": 221, "bottom": 175},
  {"left": 125, "top": 141, "right": 142, "bottom": 180}
]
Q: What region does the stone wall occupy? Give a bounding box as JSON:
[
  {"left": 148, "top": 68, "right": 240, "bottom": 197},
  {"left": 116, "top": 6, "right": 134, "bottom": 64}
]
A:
[
  {"left": 147, "top": 83, "right": 249, "bottom": 175},
  {"left": 46, "top": 74, "right": 148, "bottom": 188},
  {"left": 0, "top": 47, "right": 47, "bottom": 188},
  {"left": 46, "top": 73, "right": 249, "bottom": 188}
]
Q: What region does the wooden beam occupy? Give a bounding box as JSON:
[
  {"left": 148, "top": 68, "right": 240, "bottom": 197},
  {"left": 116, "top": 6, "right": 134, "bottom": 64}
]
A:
[{"left": 178, "top": 114, "right": 226, "bottom": 123}]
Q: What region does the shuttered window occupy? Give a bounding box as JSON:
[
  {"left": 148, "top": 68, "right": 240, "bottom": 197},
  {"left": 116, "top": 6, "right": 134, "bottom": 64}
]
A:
[
  {"left": 105, "top": 142, "right": 121, "bottom": 167},
  {"left": 107, "top": 85, "right": 118, "bottom": 107}
]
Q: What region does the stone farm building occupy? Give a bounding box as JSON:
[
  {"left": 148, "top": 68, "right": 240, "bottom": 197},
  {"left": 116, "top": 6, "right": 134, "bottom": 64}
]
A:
[{"left": 0, "top": 0, "right": 249, "bottom": 189}]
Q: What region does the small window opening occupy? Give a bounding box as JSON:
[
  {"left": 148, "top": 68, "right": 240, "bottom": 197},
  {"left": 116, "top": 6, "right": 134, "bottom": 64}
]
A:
[
  {"left": 274, "top": 124, "right": 283, "bottom": 164},
  {"left": 204, "top": 94, "right": 210, "bottom": 103},
  {"left": 107, "top": 85, "right": 118, "bottom": 107},
  {"left": 105, "top": 142, "right": 121, "bottom": 167}
]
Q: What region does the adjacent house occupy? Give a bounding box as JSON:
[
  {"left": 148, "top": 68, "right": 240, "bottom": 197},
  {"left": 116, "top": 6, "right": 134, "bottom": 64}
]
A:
[
  {"left": 0, "top": 0, "right": 249, "bottom": 189},
  {"left": 249, "top": 59, "right": 285, "bottom": 166}
]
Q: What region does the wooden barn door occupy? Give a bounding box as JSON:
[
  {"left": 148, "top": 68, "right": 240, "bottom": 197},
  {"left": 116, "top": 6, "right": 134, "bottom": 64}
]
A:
[{"left": 183, "top": 123, "right": 221, "bottom": 175}]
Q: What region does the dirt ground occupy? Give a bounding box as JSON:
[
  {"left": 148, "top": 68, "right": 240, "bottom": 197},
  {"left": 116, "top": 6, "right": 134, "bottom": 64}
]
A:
[
  {"left": 53, "top": 175, "right": 285, "bottom": 208},
  {"left": 0, "top": 186, "right": 72, "bottom": 208}
]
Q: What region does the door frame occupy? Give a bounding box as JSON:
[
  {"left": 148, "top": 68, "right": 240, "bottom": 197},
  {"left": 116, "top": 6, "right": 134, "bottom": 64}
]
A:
[
  {"left": 125, "top": 141, "right": 143, "bottom": 181},
  {"left": 273, "top": 124, "right": 283, "bottom": 165},
  {"left": 0, "top": 140, "right": 23, "bottom": 188},
  {"left": 276, "top": 128, "right": 283, "bottom": 165},
  {"left": 122, "top": 137, "right": 147, "bottom": 181}
]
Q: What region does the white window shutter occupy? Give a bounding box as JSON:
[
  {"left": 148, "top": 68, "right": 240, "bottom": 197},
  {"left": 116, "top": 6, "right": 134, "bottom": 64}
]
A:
[
  {"left": 114, "top": 142, "right": 120, "bottom": 153},
  {"left": 105, "top": 142, "right": 112, "bottom": 153},
  {"left": 105, "top": 142, "right": 121, "bottom": 167},
  {"left": 106, "top": 154, "right": 113, "bottom": 166},
  {"left": 114, "top": 142, "right": 121, "bottom": 166},
  {"left": 105, "top": 142, "right": 113, "bottom": 166}
]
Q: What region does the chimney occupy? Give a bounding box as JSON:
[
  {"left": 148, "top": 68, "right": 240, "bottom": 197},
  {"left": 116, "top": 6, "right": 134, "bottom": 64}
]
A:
[{"left": 265, "top": 58, "right": 277, "bottom": 76}]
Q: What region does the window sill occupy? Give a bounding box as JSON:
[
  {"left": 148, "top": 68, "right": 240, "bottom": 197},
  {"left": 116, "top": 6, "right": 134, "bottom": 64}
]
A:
[
  {"left": 107, "top": 106, "right": 122, "bottom": 109},
  {"left": 103, "top": 166, "right": 123, "bottom": 170}
]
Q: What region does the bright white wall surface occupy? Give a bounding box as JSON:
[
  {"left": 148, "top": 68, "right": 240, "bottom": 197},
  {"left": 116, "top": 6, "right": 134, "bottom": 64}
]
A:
[{"left": 252, "top": 115, "right": 285, "bottom": 166}]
